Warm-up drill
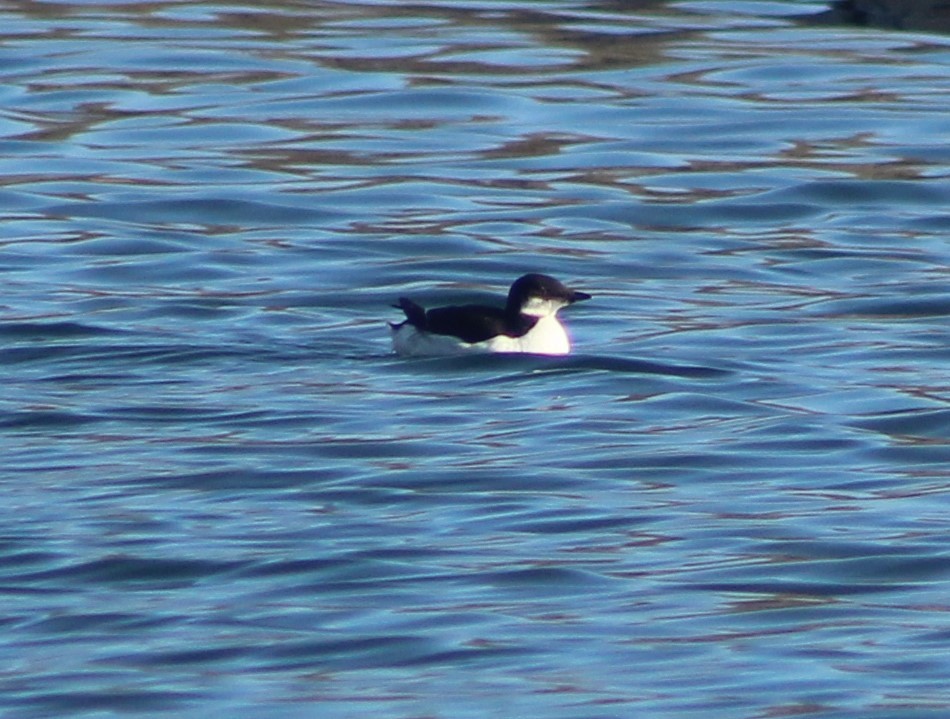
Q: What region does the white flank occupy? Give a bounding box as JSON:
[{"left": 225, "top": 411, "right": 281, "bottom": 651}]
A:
[
  {"left": 390, "top": 324, "right": 484, "bottom": 356},
  {"left": 390, "top": 315, "right": 571, "bottom": 357}
]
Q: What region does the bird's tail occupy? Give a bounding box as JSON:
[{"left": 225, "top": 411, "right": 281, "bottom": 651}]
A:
[{"left": 392, "top": 297, "right": 427, "bottom": 328}]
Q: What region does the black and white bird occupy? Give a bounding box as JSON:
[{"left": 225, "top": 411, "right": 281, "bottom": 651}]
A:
[{"left": 389, "top": 273, "right": 591, "bottom": 356}]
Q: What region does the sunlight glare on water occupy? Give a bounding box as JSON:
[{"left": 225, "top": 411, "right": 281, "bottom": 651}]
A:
[{"left": 0, "top": 1, "right": 948, "bottom": 718}]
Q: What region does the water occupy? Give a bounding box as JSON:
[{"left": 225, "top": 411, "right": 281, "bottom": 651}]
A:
[{"left": 1, "top": 1, "right": 948, "bottom": 717}]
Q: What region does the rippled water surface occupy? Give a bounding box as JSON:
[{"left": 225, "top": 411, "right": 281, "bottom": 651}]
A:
[{"left": 2, "top": 1, "right": 949, "bottom": 717}]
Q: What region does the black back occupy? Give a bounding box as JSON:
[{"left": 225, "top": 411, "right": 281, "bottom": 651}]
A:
[{"left": 425, "top": 305, "right": 536, "bottom": 344}]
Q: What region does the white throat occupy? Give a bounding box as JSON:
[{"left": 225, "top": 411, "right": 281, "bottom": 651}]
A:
[{"left": 519, "top": 296, "right": 567, "bottom": 318}]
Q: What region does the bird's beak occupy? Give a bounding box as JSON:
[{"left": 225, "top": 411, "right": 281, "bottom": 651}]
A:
[{"left": 570, "top": 291, "right": 592, "bottom": 303}]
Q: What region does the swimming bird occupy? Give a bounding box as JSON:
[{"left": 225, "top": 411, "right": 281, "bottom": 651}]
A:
[{"left": 389, "top": 273, "right": 591, "bottom": 356}]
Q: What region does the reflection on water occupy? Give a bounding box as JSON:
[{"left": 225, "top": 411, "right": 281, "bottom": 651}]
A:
[
  {"left": 1, "top": 1, "right": 949, "bottom": 718},
  {"left": 816, "top": 0, "right": 950, "bottom": 33}
]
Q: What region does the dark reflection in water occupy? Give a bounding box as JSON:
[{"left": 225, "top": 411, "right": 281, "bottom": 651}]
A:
[
  {"left": 1, "top": 1, "right": 949, "bottom": 718},
  {"left": 814, "top": 0, "right": 950, "bottom": 33}
]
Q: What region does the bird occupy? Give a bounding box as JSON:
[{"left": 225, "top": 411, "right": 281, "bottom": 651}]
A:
[{"left": 389, "top": 273, "right": 591, "bottom": 356}]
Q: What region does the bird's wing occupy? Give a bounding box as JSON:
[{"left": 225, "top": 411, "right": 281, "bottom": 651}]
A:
[{"left": 425, "top": 305, "right": 511, "bottom": 344}]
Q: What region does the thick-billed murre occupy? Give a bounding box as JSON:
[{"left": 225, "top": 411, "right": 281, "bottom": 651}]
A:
[{"left": 389, "top": 273, "right": 591, "bottom": 356}]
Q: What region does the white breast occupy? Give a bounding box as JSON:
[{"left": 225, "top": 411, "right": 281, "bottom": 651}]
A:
[{"left": 486, "top": 315, "right": 570, "bottom": 355}]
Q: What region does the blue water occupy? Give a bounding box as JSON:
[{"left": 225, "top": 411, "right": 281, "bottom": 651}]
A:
[{"left": 1, "top": 1, "right": 949, "bottom": 717}]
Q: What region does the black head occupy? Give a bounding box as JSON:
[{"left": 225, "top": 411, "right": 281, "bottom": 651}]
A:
[{"left": 506, "top": 273, "right": 591, "bottom": 316}]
